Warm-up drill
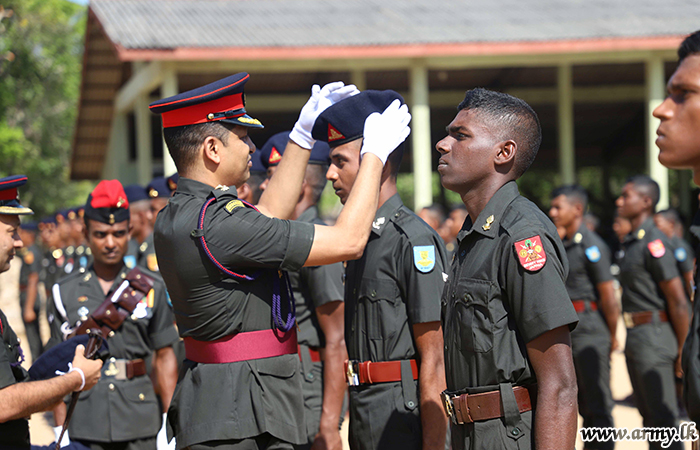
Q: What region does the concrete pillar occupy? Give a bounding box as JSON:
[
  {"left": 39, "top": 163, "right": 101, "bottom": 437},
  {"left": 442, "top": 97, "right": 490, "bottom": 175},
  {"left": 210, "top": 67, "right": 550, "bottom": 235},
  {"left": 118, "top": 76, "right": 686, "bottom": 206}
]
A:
[
  {"left": 161, "top": 68, "right": 178, "bottom": 176},
  {"left": 410, "top": 63, "right": 432, "bottom": 210},
  {"left": 135, "top": 92, "right": 153, "bottom": 184},
  {"left": 102, "top": 112, "right": 133, "bottom": 182},
  {"left": 557, "top": 64, "right": 575, "bottom": 184},
  {"left": 646, "top": 56, "right": 669, "bottom": 210},
  {"left": 350, "top": 69, "right": 366, "bottom": 91}
]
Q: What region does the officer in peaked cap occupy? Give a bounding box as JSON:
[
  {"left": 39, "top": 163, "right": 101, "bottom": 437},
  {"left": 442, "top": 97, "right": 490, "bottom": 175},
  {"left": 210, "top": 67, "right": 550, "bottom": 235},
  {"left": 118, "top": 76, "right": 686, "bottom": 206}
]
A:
[
  {"left": 259, "top": 131, "right": 348, "bottom": 450},
  {"left": 123, "top": 184, "right": 157, "bottom": 272},
  {"left": 17, "top": 220, "right": 45, "bottom": 361},
  {"left": 312, "top": 91, "right": 448, "bottom": 450},
  {"left": 149, "top": 72, "right": 411, "bottom": 450},
  {"left": 46, "top": 180, "right": 179, "bottom": 450},
  {"left": 0, "top": 175, "right": 103, "bottom": 449}
]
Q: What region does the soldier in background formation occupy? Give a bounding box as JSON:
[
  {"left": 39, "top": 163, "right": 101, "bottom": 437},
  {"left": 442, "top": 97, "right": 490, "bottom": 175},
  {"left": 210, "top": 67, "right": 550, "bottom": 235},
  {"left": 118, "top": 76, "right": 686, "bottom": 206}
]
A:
[
  {"left": 654, "top": 208, "right": 695, "bottom": 300},
  {"left": 16, "top": 221, "right": 44, "bottom": 361}
]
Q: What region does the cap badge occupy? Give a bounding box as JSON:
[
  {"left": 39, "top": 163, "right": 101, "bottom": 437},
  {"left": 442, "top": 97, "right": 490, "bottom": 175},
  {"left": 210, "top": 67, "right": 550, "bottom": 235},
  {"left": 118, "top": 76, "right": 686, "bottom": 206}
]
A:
[
  {"left": 328, "top": 124, "right": 345, "bottom": 142},
  {"left": 515, "top": 235, "right": 547, "bottom": 272},
  {"left": 637, "top": 229, "right": 645, "bottom": 239},
  {"left": 574, "top": 233, "right": 583, "bottom": 243},
  {"left": 108, "top": 214, "right": 115, "bottom": 225},
  {"left": 149, "top": 188, "right": 158, "bottom": 198},
  {"left": 482, "top": 215, "right": 494, "bottom": 231},
  {"left": 116, "top": 197, "right": 126, "bottom": 208},
  {"left": 269, "top": 148, "right": 282, "bottom": 164}
]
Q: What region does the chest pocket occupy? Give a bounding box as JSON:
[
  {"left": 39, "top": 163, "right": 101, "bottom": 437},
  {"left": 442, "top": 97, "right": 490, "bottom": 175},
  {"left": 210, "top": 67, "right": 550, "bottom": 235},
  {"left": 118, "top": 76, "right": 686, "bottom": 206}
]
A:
[
  {"left": 358, "top": 278, "right": 402, "bottom": 340},
  {"left": 455, "top": 278, "right": 495, "bottom": 353}
]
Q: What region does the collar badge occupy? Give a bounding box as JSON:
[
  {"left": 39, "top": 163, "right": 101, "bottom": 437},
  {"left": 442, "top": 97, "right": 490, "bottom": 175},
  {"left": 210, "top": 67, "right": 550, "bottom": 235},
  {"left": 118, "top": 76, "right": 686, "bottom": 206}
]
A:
[
  {"left": 574, "top": 233, "right": 583, "bottom": 243},
  {"left": 372, "top": 217, "right": 385, "bottom": 230},
  {"left": 482, "top": 215, "right": 494, "bottom": 231}
]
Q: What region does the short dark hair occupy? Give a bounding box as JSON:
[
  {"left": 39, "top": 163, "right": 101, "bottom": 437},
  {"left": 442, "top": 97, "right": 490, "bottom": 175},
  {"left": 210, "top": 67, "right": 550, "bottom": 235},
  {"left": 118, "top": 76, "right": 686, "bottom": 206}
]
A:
[
  {"left": 163, "top": 122, "right": 234, "bottom": 174},
  {"left": 626, "top": 174, "right": 660, "bottom": 210},
  {"left": 386, "top": 142, "right": 405, "bottom": 178},
  {"left": 656, "top": 208, "right": 682, "bottom": 225},
  {"left": 551, "top": 185, "right": 588, "bottom": 210},
  {"left": 458, "top": 88, "right": 542, "bottom": 178},
  {"left": 420, "top": 203, "right": 446, "bottom": 224},
  {"left": 679, "top": 30, "right": 700, "bottom": 62}
]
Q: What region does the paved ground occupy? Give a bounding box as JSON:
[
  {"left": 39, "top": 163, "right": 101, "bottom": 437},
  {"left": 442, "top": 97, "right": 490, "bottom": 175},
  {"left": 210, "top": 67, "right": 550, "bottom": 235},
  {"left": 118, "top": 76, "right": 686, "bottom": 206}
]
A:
[{"left": 0, "top": 259, "right": 693, "bottom": 449}]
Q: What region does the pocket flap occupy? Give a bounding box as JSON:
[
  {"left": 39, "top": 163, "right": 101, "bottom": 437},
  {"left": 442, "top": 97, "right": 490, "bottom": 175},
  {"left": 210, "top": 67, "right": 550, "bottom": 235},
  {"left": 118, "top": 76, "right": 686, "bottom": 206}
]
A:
[{"left": 358, "top": 278, "right": 399, "bottom": 302}]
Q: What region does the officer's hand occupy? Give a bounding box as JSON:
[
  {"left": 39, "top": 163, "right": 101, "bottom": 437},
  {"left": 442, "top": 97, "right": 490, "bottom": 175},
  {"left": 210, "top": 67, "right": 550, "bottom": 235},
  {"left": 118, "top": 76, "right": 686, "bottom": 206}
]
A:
[
  {"left": 675, "top": 355, "right": 683, "bottom": 379},
  {"left": 23, "top": 308, "right": 37, "bottom": 323},
  {"left": 290, "top": 82, "right": 360, "bottom": 149},
  {"left": 360, "top": 99, "right": 411, "bottom": 164},
  {"left": 71, "top": 345, "right": 103, "bottom": 391},
  {"left": 311, "top": 429, "right": 343, "bottom": 450}
]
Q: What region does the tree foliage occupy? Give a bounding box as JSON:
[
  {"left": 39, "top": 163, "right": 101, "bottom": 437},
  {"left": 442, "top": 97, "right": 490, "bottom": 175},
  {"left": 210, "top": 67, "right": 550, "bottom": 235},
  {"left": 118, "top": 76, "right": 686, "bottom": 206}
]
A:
[{"left": 0, "top": 0, "right": 92, "bottom": 218}]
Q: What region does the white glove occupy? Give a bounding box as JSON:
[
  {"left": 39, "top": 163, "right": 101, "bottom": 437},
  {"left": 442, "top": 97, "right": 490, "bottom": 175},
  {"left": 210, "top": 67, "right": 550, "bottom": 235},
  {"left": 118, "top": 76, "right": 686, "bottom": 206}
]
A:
[
  {"left": 290, "top": 82, "right": 360, "bottom": 149},
  {"left": 53, "top": 425, "right": 70, "bottom": 448},
  {"left": 360, "top": 99, "right": 411, "bottom": 165},
  {"left": 157, "top": 413, "right": 176, "bottom": 450}
]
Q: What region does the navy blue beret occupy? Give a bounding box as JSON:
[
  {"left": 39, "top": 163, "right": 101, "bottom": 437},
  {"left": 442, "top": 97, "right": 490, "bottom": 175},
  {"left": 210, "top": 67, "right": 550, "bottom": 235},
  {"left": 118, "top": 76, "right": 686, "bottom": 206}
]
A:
[
  {"left": 40, "top": 216, "right": 57, "bottom": 226},
  {"left": 0, "top": 175, "right": 33, "bottom": 215},
  {"left": 29, "top": 335, "right": 108, "bottom": 381},
  {"left": 250, "top": 148, "right": 265, "bottom": 173},
  {"left": 124, "top": 184, "right": 149, "bottom": 203},
  {"left": 312, "top": 90, "right": 404, "bottom": 148},
  {"left": 20, "top": 221, "right": 38, "bottom": 231},
  {"left": 149, "top": 73, "right": 263, "bottom": 129},
  {"left": 147, "top": 177, "right": 171, "bottom": 198},
  {"left": 259, "top": 131, "right": 331, "bottom": 169},
  {"left": 166, "top": 173, "right": 179, "bottom": 192}
]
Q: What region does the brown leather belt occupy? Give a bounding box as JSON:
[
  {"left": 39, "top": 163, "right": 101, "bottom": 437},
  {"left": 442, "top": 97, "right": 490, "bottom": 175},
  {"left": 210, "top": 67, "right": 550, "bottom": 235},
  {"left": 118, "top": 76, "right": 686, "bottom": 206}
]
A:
[
  {"left": 344, "top": 359, "right": 418, "bottom": 386},
  {"left": 104, "top": 357, "right": 146, "bottom": 380},
  {"left": 572, "top": 300, "right": 597, "bottom": 313},
  {"left": 299, "top": 345, "right": 322, "bottom": 363},
  {"left": 441, "top": 386, "right": 533, "bottom": 424},
  {"left": 623, "top": 310, "right": 668, "bottom": 328}
]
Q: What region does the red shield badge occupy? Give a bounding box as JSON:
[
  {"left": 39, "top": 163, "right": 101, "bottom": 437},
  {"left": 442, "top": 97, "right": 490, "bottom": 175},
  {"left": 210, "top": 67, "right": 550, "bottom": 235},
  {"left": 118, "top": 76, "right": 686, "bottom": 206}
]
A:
[
  {"left": 648, "top": 239, "right": 665, "bottom": 258},
  {"left": 515, "top": 235, "right": 547, "bottom": 272}
]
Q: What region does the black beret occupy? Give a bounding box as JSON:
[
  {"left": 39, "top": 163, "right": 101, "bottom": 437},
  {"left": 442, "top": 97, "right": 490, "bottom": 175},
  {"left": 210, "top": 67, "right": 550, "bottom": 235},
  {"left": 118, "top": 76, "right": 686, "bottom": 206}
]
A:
[
  {"left": 311, "top": 90, "right": 404, "bottom": 148},
  {"left": 29, "top": 335, "right": 108, "bottom": 381}
]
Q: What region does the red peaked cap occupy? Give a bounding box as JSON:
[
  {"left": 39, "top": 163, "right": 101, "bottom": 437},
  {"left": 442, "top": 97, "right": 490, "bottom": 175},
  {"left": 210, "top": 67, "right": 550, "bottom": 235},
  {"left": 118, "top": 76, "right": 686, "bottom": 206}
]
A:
[{"left": 84, "top": 180, "right": 130, "bottom": 225}]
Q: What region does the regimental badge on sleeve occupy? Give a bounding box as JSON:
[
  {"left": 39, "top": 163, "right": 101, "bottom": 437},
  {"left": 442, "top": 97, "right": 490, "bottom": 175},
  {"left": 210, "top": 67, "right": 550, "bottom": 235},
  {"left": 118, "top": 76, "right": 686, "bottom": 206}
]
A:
[
  {"left": 585, "top": 245, "right": 601, "bottom": 263},
  {"left": 648, "top": 239, "right": 666, "bottom": 258},
  {"left": 147, "top": 253, "right": 159, "bottom": 272},
  {"left": 123, "top": 255, "right": 136, "bottom": 269},
  {"left": 675, "top": 247, "right": 687, "bottom": 262},
  {"left": 413, "top": 245, "right": 436, "bottom": 273},
  {"left": 515, "top": 235, "right": 547, "bottom": 272}
]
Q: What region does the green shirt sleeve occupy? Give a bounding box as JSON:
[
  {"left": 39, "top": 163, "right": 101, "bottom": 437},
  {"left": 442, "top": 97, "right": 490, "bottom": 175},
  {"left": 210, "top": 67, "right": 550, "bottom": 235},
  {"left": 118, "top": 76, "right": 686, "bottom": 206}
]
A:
[{"left": 147, "top": 280, "right": 180, "bottom": 349}]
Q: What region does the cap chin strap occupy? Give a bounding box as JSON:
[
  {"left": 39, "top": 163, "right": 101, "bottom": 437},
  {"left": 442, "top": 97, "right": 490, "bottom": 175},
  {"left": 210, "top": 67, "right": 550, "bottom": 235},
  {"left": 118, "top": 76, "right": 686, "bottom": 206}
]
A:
[{"left": 195, "top": 196, "right": 296, "bottom": 332}]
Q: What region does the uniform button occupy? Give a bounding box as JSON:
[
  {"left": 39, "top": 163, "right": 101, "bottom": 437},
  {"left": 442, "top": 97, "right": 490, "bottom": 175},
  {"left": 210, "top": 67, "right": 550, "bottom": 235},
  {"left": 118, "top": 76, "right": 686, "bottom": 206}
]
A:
[
  {"left": 109, "top": 357, "right": 116, "bottom": 362},
  {"left": 444, "top": 345, "right": 448, "bottom": 350},
  {"left": 407, "top": 401, "right": 415, "bottom": 408},
  {"left": 394, "top": 213, "right": 400, "bottom": 218},
  {"left": 371, "top": 290, "right": 376, "bottom": 297},
  {"left": 511, "top": 427, "right": 520, "bottom": 436},
  {"left": 306, "top": 373, "right": 314, "bottom": 380},
  {"left": 461, "top": 251, "right": 466, "bottom": 257},
  {"left": 139, "top": 393, "right": 145, "bottom": 401},
  {"left": 109, "top": 383, "right": 115, "bottom": 391}
]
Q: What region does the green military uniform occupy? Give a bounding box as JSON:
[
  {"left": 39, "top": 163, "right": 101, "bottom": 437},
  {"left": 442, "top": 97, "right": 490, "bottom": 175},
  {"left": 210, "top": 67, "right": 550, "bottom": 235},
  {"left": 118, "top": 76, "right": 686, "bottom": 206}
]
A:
[
  {"left": 619, "top": 218, "right": 682, "bottom": 450},
  {"left": 344, "top": 193, "right": 446, "bottom": 450},
  {"left": 682, "top": 212, "right": 700, "bottom": 427},
  {"left": 154, "top": 178, "right": 314, "bottom": 449},
  {"left": 562, "top": 225, "right": 614, "bottom": 450},
  {"left": 442, "top": 182, "right": 578, "bottom": 450},
  {"left": 125, "top": 235, "right": 158, "bottom": 273},
  {"left": 291, "top": 206, "right": 344, "bottom": 449},
  {"left": 18, "top": 243, "right": 44, "bottom": 360},
  {"left": 43, "top": 247, "right": 66, "bottom": 292},
  {"left": 0, "top": 309, "right": 31, "bottom": 449},
  {"left": 47, "top": 264, "right": 179, "bottom": 449}
]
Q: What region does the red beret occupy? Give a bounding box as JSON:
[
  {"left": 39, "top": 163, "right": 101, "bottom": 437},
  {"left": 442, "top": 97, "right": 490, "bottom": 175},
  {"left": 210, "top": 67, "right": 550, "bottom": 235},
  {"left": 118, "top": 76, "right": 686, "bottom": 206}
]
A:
[{"left": 84, "top": 180, "right": 130, "bottom": 225}]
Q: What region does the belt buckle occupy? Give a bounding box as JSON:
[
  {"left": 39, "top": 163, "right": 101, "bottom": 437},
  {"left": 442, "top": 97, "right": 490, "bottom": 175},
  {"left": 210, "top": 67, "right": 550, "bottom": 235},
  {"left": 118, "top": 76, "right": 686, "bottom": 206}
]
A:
[
  {"left": 441, "top": 391, "right": 457, "bottom": 424},
  {"left": 623, "top": 312, "right": 635, "bottom": 328},
  {"left": 105, "top": 358, "right": 127, "bottom": 380},
  {"left": 345, "top": 360, "right": 360, "bottom": 386}
]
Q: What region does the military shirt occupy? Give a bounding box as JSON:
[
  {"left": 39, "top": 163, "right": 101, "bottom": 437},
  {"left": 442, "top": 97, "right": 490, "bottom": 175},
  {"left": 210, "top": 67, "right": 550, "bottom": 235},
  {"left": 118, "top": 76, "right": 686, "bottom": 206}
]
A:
[
  {"left": 292, "top": 206, "right": 344, "bottom": 349},
  {"left": 442, "top": 181, "right": 578, "bottom": 392},
  {"left": 563, "top": 225, "right": 613, "bottom": 301},
  {"left": 18, "top": 244, "right": 43, "bottom": 310},
  {"left": 345, "top": 193, "right": 446, "bottom": 363},
  {"left": 47, "top": 264, "right": 178, "bottom": 442},
  {"left": 0, "top": 309, "right": 30, "bottom": 448},
  {"left": 125, "top": 235, "right": 159, "bottom": 273},
  {"left": 42, "top": 247, "right": 65, "bottom": 291},
  {"left": 669, "top": 235, "right": 694, "bottom": 276},
  {"left": 619, "top": 218, "right": 680, "bottom": 312},
  {"left": 154, "top": 177, "right": 315, "bottom": 447},
  {"left": 682, "top": 211, "right": 700, "bottom": 423}
]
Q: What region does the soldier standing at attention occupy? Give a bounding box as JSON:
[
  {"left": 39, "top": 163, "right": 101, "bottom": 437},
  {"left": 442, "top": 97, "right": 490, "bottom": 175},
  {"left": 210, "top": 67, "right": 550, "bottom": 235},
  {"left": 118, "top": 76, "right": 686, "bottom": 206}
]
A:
[
  {"left": 313, "top": 90, "right": 448, "bottom": 450},
  {"left": 149, "top": 73, "right": 410, "bottom": 450},
  {"left": 654, "top": 208, "right": 695, "bottom": 300},
  {"left": 652, "top": 28, "right": 700, "bottom": 445},
  {"left": 123, "top": 184, "right": 154, "bottom": 271},
  {"left": 0, "top": 175, "right": 103, "bottom": 449},
  {"left": 259, "top": 131, "right": 347, "bottom": 450},
  {"left": 48, "top": 180, "right": 180, "bottom": 450},
  {"left": 17, "top": 221, "right": 45, "bottom": 361},
  {"left": 615, "top": 175, "right": 688, "bottom": 450},
  {"left": 437, "top": 88, "right": 579, "bottom": 450},
  {"left": 549, "top": 185, "right": 619, "bottom": 450}
]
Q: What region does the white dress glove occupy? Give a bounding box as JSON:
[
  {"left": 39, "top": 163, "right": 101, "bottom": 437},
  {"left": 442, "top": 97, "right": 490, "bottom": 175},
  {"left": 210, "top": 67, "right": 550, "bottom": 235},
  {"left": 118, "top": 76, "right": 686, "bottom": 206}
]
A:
[
  {"left": 157, "top": 413, "right": 176, "bottom": 450},
  {"left": 360, "top": 99, "right": 412, "bottom": 164},
  {"left": 290, "top": 82, "right": 360, "bottom": 149},
  {"left": 53, "top": 425, "right": 70, "bottom": 448}
]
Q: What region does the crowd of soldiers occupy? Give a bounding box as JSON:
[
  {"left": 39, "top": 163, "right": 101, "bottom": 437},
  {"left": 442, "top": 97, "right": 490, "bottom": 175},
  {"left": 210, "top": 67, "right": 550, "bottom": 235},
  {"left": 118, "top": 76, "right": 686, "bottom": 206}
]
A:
[{"left": 1, "top": 28, "right": 700, "bottom": 450}]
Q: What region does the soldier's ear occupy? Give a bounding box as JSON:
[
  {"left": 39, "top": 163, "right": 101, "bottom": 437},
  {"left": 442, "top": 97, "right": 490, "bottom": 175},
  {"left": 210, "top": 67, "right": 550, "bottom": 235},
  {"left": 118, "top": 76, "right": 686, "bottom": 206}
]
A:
[
  {"left": 494, "top": 140, "right": 517, "bottom": 169},
  {"left": 202, "top": 136, "right": 221, "bottom": 165}
]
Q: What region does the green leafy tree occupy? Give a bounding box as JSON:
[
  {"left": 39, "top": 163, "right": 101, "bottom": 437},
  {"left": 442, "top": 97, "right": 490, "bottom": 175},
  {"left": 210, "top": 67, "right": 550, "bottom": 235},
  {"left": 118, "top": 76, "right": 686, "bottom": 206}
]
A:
[{"left": 0, "top": 0, "right": 93, "bottom": 218}]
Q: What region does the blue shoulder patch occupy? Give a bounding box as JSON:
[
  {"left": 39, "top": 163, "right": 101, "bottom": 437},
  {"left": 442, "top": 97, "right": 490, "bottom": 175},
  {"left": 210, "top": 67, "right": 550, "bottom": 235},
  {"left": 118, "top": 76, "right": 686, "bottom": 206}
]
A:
[
  {"left": 123, "top": 255, "right": 137, "bottom": 269},
  {"left": 413, "top": 245, "right": 436, "bottom": 273},
  {"left": 675, "top": 247, "right": 687, "bottom": 262},
  {"left": 585, "top": 245, "right": 601, "bottom": 263}
]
